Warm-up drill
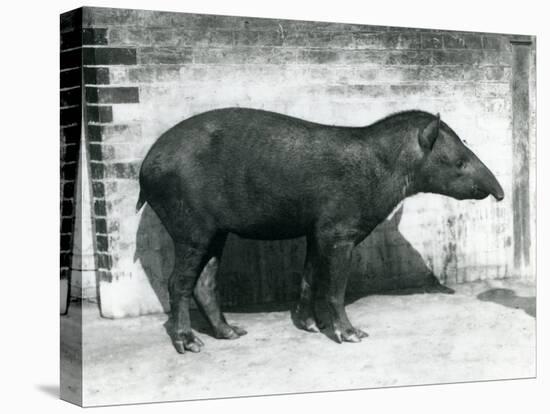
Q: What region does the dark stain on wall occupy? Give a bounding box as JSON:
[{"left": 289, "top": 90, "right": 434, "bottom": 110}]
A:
[{"left": 441, "top": 217, "right": 458, "bottom": 284}]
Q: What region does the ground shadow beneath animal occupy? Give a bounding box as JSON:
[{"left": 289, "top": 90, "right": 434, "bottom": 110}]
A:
[
  {"left": 477, "top": 288, "right": 535, "bottom": 317},
  {"left": 135, "top": 204, "right": 454, "bottom": 344}
]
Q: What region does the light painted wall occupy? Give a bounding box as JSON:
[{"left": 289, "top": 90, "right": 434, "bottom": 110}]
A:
[{"left": 68, "top": 7, "right": 535, "bottom": 317}]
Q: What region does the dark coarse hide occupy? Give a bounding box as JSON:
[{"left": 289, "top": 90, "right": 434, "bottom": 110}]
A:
[{"left": 137, "top": 107, "right": 504, "bottom": 353}]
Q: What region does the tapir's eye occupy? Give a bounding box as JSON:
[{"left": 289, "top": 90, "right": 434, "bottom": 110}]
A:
[{"left": 456, "top": 159, "right": 465, "bottom": 169}]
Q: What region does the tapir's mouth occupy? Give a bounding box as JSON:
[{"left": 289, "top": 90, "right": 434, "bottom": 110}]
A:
[
  {"left": 483, "top": 181, "right": 505, "bottom": 201},
  {"left": 471, "top": 187, "right": 490, "bottom": 200},
  {"left": 472, "top": 184, "right": 504, "bottom": 201}
]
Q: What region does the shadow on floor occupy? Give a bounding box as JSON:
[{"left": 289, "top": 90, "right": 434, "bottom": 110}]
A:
[
  {"left": 477, "top": 288, "right": 536, "bottom": 317},
  {"left": 35, "top": 384, "right": 59, "bottom": 399},
  {"left": 167, "top": 281, "right": 455, "bottom": 346},
  {"left": 224, "top": 281, "right": 454, "bottom": 315}
]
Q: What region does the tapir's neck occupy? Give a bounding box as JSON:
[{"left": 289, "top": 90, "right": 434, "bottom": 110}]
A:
[
  {"left": 359, "top": 127, "right": 422, "bottom": 223},
  {"left": 371, "top": 171, "right": 418, "bottom": 224}
]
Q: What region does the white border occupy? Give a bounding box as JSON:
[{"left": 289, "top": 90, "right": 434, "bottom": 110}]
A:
[{"left": 1, "top": 1, "right": 547, "bottom": 413}]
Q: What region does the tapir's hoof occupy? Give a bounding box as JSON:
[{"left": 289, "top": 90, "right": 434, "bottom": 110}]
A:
[
  {"left": 354, "top": 327, "right": 369, "bottom": 339},
  {"left": 296, "top": 317, "right": 320, "bottom": 333},
  {"left": 316, "top": 320, "right": 327, "bottom": 330},
  {"left": 231, "top": 325, "right": 248, "bottom": 337},
  {"left": 294, "top": 305, "right": 321, "bottom": 333},
  {"left": 214, "top": 324, "right": 247, "bottom": 340},
  {"left": 173, "top": 332, "right": 204, "bottom": 354},
  {"left": 334, "top": 327, "right": 368, "bottom": 344}
]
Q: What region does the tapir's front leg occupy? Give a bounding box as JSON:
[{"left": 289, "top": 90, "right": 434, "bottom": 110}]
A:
[
  {"left": 317, "top": 237, "right": 369, "bottom": 343},
  {"left": 294, "top": 235, "right": 321, "bottom": 333}
]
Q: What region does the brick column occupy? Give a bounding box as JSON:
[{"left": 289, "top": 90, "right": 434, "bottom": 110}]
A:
[
  {"left": 60, "top": 9, "right": 82, "bottom": 314},
  {"left": 81, "top": 30, "right": 147, "bottom": 317},
  {"left": 60, "top": 8, "right": 84, "bottom": 406}
]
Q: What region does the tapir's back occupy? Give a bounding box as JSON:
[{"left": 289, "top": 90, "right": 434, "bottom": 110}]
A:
[{"left": 139, "top": 108, "right": 365, "bottom": 238}]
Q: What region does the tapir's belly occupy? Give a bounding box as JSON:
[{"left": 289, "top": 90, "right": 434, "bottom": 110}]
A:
[
  {"left": 203, "top": 180, "right": 314, "bottom": 240},
  {"left": 229, "top": 221, "right": 308, "bottom": 241}
]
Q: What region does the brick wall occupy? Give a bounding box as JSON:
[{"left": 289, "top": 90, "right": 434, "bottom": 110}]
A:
[
  {"left": 60, "top": 9, "right": 83, "bottom": 313},
  {"left": 60, "top": 9, "right": 83, "bottom": 405},
  {"left": 63, "top": 7, "right": 535, "bottom": 318},
  {"left": 61, "top": 9, "right": 102, "bottom": 308}
]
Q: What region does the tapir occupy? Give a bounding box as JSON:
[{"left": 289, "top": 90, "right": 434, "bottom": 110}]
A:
[{"left": 137, "top": 107, "right": 504, "bottom": 354}]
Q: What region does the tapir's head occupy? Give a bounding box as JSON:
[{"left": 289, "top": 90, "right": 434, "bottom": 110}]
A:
[{"left": 416, "top": 114, "right": 504, "bottom": 202}]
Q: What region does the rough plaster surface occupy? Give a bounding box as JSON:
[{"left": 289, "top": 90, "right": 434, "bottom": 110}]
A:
[
  {"left": 61, "top": 280, "right": 535, "bottom": 406},
  {"left": 61, "top": 8, "right": 536, "bottom": 316}
]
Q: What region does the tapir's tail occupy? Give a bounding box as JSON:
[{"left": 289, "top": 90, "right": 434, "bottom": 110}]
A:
[{"left": 136, "top": 190, "right": 146, "bottom": 212}]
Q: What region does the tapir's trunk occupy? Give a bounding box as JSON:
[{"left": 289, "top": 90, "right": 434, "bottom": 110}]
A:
[{"left": 475, "top": 156, "right": 505, "bottom": 201}]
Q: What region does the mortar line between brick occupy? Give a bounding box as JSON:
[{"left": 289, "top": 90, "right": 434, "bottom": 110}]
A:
[
  {"left": 60, "top": 85, "right": 81, "bottom": 92},
  {"left": 62, "top": 45, "right": 136, "bottom": 52},
  {"left": 130, "top": 80, "right": 509, "bottom": 86},
  {"left": 85, "top": 85, "right": 139, "bottom": 89},
  {"left": 86, "top": 122, "right": 115, "bottom": 126},
  {"left": 92, "top": 178, "right": 138, "bottom": 183},
  {"left": 181, "top": 63, "right": 502, "bottom": 67},
  {"left": 84, "top": 83, "right": 113, "bottom": 87},
  {"left": 84, "top": 45, "right": 133, "bottom": 48},
  {"left": 127, "top": 63, "right": 511, "bottom": 68},
  {"left": 60, "top": 46, "right": 82, "bottom": 53},
  {"left": 87, "top": 121, "right": 140, "bottom": 126},
  {"left": 83, "top": 65, "right": 138, "bottom": 68},
  {"left": 60, "top": 66, "right": 82, "bottom": 72},
  {"left": 89, "top": 158, "right": 141, "bottom": 163}
]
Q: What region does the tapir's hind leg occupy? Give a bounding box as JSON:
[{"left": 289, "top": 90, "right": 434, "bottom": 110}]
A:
[
  {"left": 150, "top": 199, "right": 217, "bottom": 354},
  {"left": 169, "top": 239, "right": 212, "bottom": 354},
  {"left": 194, "top": 233, "right": 247, "bottom": 339}
]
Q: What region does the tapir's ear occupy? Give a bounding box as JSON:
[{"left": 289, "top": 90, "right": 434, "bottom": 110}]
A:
[{"left": 419, "top": 113, "right": 440, "bottom": 150}]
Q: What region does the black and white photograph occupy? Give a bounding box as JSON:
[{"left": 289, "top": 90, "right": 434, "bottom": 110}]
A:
[
  {"left": 3, "top": 0, "right": 547, "bottom": 412},
  {"left": 57, "top": 4, "right": 538, "bottom": 407}
]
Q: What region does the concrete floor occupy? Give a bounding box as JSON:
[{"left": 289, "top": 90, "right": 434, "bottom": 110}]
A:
[{"left": 61, "top": 279, "right": 535, "bottom": 407}]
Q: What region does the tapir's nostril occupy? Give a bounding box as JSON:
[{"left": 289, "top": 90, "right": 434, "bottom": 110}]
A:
[
  {"left": 490, "top": 184, "right": 505, "bottom": 201},
  {"left": 481, "top": 168, "right": 504, "bottom": 202}
]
